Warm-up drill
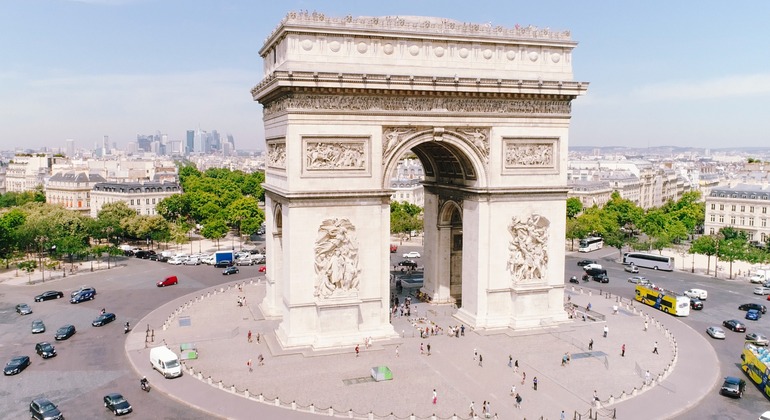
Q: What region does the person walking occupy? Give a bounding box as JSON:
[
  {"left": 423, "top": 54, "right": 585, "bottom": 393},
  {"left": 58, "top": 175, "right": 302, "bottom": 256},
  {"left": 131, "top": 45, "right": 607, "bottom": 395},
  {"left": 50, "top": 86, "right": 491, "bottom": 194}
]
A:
[
  {"left": 485, "top": 401, "right": 492, "bottom": 418},
  {"left": 593, "top": 390, "right": 600, "bottom": 402},
  {"left": 247, "top": 330, "right": 252, "bottom": 343},
  {"left": 653, "top": 341, "right": 658, "bottom": 354},
  {"left": 461, "top": 324, "right": 465, "bottom": 336},
  {"left": 427, "top": 343, "right": 431, "bottom": 356},
  {"left": 588, "top": 338, "right": 593, "bottom": 351},
  {"left": 478, "top": 353, "right": 483, "bottom": 367},
  {"left": 603, "top": 325, "right": 609, "bottom": 338},
  {"left": 420, "top": 342, "right": 424, "bottom": 355},
  {"left": 644, "top": 320, "right": 648, "bottom": 331},
  {"left": 521, "top": 371, "right": 526, "bottom": 385},
  {"left": 355, "top": 344, "right": 360, "bottom": 357},
  {"left": 395, "top": 345, "right": 400, "bottom": 357},
  {"left": 247, "top": 358, "right": 253, "bottom": 372},
  {"left": 258, "top": 353, "right": 264, "bottom": 366},
  {"left": 514, "top": 393, "right": 522, "bottom": 409},
  {"left": 561, "top": 410, "right": 566, "bottom": 420},
  {"left": 514, "top": 359, "right": 519, "bottom": 373},
  {"left": 469, "top": 401, "right": 476, "bottom": 417},
  {"left": 561, "top": 353, "right": 567, "bottom": 367},
  {"left": 510, "top": 384, "right": 516, "bottom": 396},
  {"left": 508, "top": 354, "right": 513, "bottom": 368},
  {"left": 432, "top": 389, "right": 437, "bottom": 405},
  {"left": 473, "top": 348, "right": 477, "bottom": 360},
  {"left": 533, "top": 376, "right": 538, "bottom": 391},
  {"left": 621, "top": 343, "right": 626, "bottom": 357}
]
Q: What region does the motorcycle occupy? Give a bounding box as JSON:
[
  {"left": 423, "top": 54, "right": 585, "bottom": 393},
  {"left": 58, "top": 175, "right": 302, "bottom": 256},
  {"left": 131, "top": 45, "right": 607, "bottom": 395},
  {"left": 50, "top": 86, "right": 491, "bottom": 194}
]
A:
[
  {"left": 124, "top": 322, "right": 130, "bottom": 334},
  {"left": 140, "top": 378, "right": 151, "bottom": 392},
  {"left": 569, "top": 276, "right": 579, "bottom": 284}
]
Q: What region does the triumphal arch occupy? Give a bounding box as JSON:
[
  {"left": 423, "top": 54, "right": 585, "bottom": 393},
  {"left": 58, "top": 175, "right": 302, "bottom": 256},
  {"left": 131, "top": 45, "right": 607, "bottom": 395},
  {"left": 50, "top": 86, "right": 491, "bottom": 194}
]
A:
[{"left": 252, "top": 12, "right": 588, "bottom": 349}]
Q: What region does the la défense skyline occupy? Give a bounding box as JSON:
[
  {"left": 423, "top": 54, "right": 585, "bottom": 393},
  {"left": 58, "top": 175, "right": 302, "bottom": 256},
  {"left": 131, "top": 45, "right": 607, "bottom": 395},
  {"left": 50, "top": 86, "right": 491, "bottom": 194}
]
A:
[{"left": 2, "top": 0, "right": 770, "bottom": 152}]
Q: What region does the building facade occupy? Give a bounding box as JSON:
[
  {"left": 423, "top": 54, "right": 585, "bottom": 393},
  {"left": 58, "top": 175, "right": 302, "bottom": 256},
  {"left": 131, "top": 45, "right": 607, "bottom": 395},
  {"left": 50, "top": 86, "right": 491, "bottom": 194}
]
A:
[
  {"left": 45, "top": 171, "right": 107, "bottom": 215},
  {"left": 4, "top": 154, "right": 67, "bottom": 193},
  {"left": 90, "top": 181, "right": 182, "bottom": 218},
  {"left": 704, "top": 184, "right": 770, "bottom": 244}
]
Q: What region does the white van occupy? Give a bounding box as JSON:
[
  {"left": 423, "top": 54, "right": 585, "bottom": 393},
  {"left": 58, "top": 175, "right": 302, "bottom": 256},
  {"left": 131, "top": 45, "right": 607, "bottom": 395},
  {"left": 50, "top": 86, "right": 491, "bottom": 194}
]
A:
[
  {"left": 150, "top": 345, "right": 183, "bottom": 378},
  {"left": 683, "top": 288, "right": 708, "bottom": 300}
]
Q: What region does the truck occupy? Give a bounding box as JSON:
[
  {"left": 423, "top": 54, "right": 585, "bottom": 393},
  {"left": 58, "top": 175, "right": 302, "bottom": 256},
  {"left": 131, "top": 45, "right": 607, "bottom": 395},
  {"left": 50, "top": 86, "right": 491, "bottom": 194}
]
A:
[
  {"left": 150, "top": 345, "right": 183, "bottom": 378},
  {"left": 214, "top": 250, "right": 234, "bottom": 267},
  {"left": 750, "top": 269, "right": 770, "bottom": 284}
]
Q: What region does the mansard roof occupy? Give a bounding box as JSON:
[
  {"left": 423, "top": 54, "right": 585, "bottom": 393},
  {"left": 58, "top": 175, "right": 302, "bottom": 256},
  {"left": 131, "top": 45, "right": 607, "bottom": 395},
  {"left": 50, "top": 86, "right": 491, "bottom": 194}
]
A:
[{"left": 49, "top": 171, "right": 107, "bottom": 183}]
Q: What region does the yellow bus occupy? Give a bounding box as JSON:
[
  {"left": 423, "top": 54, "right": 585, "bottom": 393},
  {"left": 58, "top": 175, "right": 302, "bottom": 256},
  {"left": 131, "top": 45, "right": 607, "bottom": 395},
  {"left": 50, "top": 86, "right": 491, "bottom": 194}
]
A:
[
  {"left": 634, "top": 284, "right": 690, "bottom": 316},
  {"left": 741, "top": 343, "right": 770, "bottom": 399}
]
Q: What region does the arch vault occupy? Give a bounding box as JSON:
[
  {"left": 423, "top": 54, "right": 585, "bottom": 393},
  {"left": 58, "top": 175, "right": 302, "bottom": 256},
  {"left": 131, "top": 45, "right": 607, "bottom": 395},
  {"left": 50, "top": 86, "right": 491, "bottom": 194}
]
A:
[{"left": 252, "top": 12, "right": 588, "bottom": 349}]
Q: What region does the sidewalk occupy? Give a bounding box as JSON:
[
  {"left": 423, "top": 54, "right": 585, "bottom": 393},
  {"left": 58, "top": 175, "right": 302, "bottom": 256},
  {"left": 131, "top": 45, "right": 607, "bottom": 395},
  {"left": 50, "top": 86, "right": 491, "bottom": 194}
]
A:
[{"left": 125, "top": 278, "right": 718, "bottom": 419}]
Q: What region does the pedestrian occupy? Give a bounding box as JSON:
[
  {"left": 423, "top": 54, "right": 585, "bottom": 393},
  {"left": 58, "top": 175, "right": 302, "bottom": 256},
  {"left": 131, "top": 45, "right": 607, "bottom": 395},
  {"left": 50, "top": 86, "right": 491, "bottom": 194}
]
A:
[
  {"left": 603, "top": 325, "right": 609, "bottom": 338},
  {"left": 561, "top": 410, "right": 566, "bottom": 420},
  {"left": 432, "top": 389, "right": 437, "bottom": 405},
  {"left": 427, "top": 343, "right": 431, "bottom": 356},
  {"left": 653, "top": 341, "right": 658, "bottom": 354},
  {"left": 258, "top": 353, "right": 264, "bottom": 366},
  {"left": 521, "top": 371, "right": 526, "bottom": 385},
  {"left": 593, "top": 390, "right": 599, "bottom": 402},
  {"left": 256, "top": 332, "right": 261, "bottom": 344},
  {"left": 621, "top": 343, "right": 626, "bottom": 357},
  {"left": 533, "top": 376, "right": 538, "bottom": 391},
  {"left": 473, "top": 348, "right": 477, "bottom": 360},
  {"left": 420, "top": 342, "right": 424, "bottom": 354},
  {"left": 644, "top": 320, "right": 648, "bottom": 331},
  {"left": 461, "top": 324, "right": 465, "bottom": 336},
  {"left": 248, "top": 330, "right": 253, "bottom": 343},
  {"left": 482, "top": 400, "right": 487, "bottom": 418},
  {"left": 247, "top": 358, "right": 253, "bottom": 372},
  {"left": 588, "top": 339, "right": 593, "bottom": 351},
  {"left": 355, "top": 344, "right": 360, "bottom": 357},
  {"left": 508, "top": 354, "right": 513, "bottom": 368},
  {"left": 514, "top": 393, "right": 522, "bottom": 409},
  {"left": 645, "top": 369, "right": 651, "bottom": 385},
  {"left": 478, "top": 353, "right": 483, "bottom": 367},
  {"left": 510, "top": 384, "right": 516, "bottom": 396},
  {"left": 561, "top": 353, "right": 567, "bottom": 366},
  {"left": 395, "top": 345, "right": 400, "bottom": 357},
  {"left": 514, "top": 359, "right": 519, "bottom": 372},
  {"left": 469, "top": 401, "right": 476, "bottom": 417},
  {"left": 566, "top": 352, "right": 571, "bottom": 364}
]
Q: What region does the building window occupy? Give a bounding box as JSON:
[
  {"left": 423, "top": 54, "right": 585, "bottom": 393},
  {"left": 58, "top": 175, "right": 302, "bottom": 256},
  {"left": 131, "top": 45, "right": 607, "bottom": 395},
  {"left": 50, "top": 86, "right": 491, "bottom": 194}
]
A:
[
  {"left": 130, "top": 199, "right": 134, "bottom": 205},
  {"left": 710, "top": 214, "right": 715, "bottom": 222},
  {"left": 741, "top": 205, "right": 745, "bottom": 212},
  {"left": 764, "top": 207, "right": 768, "bottom": 214},
  {"left": 762, "top": 219, "right": 768, "bottom": 228},
  {"left": 152, "top": 198, "right": 156, "bottom": 204},
  {"left": 146, "top": 199, "right": 150, "bottom": 204},
  {"left": 711, "top": 203, "right": 715, "bottom": 210},
  {"left": 740, "top": 217, "right": 745, "bottom": 225},
  {"left": 730, "top": 216, "right": 736, "bottom": 225},
  {"left": 719, "top": 215, "right": 724, "bottom": 223},
  {"left": 749, "top": 218, "right": 754, "bottom": 226},
  {"left": 732, "top": 205, "right": 736, "bottom": 211},
  {"left": 750, "top": 206, "right": 755, "bottom": 213},
  {"left": 720, "top": 204, "right": 724, "bottom": 211},
  {"left": 709, "top": 227, "right": 715, "bottom": 235}
]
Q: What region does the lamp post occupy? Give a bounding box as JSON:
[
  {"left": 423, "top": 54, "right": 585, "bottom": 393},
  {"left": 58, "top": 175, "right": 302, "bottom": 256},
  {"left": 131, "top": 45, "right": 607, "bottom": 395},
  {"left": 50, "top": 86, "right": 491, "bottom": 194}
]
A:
[
  {"left": 37, "top": 236, "right": 49, "bottom": 282},
  {"left": 104, "top": 227, "right": 114, "bottom": 269}
]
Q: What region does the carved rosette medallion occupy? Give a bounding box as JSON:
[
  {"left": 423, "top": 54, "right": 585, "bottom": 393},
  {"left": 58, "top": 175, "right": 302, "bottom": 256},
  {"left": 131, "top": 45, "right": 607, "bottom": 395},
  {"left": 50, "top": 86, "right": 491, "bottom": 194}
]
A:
[
  {"left": 303, "top": 138, "right": 369, "bottom": 175},
  {"left": 313, "top": 218, "right": 361, "bottom": 298},
  {"left": 267, "top": 140, "right": 287, "bottom": 169},
  {"left": 506, "top": 214, "right": 549, "bottom": 284}
]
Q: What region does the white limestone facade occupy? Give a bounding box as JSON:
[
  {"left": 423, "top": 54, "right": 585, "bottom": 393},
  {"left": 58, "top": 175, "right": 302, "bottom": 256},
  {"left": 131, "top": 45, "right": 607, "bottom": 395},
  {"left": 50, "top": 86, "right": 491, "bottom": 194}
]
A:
[{"left": 253, "top": 12, "right": 588, "bottom": 349}]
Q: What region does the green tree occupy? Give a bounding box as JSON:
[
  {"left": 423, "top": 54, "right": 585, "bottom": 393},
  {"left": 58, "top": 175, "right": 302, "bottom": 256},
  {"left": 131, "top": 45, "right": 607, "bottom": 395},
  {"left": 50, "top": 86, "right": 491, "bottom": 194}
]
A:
[
  {"left": 201, "top": 218, "right": 229, "bottom": 249},
  {"left": 717, "top": 236, "right": 748, "bottom": 279},
  {"left": 566, "top": 197, "right": 582, "bottom": 219},
  {"left": 690, "top": 235, "right": 718, "bottom": 275}
]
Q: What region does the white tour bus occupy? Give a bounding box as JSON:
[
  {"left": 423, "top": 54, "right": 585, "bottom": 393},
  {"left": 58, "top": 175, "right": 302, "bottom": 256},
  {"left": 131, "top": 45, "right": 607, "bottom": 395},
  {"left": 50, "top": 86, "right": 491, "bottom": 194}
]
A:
[
  {"left": 623, "top": 252, "right": 675, "bottom": 271},
  {"left": 578, "top": 237, "right": 604, "bottom": 253}
]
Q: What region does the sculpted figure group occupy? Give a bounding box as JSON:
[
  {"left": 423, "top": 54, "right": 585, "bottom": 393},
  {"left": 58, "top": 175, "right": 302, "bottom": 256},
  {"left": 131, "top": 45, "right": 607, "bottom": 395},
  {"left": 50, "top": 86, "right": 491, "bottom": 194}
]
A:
[
  {"left": 314, "top": 218, "right": 362, "bottom": 298},
  {"left": 506, "top": 214, "right": 549, "bottom": 283}
]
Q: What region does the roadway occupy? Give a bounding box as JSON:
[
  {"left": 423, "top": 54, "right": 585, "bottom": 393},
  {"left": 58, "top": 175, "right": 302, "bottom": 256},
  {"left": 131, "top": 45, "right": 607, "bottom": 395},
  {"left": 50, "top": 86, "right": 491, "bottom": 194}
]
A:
[{"left": 572, "top": 247, "right": 770, "bottom": 420}]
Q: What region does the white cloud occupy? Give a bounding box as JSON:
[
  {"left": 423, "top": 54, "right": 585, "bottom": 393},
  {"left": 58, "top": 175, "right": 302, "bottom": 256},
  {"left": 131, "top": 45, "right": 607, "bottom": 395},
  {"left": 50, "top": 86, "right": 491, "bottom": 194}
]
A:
[{"left": 631, "top": 73, "right": 770, "bottom": 101}]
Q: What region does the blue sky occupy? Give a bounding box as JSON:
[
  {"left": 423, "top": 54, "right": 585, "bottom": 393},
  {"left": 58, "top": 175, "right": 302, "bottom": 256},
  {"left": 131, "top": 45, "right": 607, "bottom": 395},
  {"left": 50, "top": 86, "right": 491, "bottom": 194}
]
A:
[{"left": 2, "top": 0, "right": 769, "bottom": 152}]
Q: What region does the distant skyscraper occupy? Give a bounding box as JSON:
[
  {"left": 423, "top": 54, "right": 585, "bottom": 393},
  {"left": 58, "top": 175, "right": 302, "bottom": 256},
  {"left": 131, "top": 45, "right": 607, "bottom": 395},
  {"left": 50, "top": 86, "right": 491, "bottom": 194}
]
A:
[
  {"left": 65, "top": 139, "right": 75, "bottom": 157},
  {"left": 186, "top": 130, "right": 195, "bottom": 154},
  {"left": 227, "top": 134, "right": 235, "bottom": 150}
]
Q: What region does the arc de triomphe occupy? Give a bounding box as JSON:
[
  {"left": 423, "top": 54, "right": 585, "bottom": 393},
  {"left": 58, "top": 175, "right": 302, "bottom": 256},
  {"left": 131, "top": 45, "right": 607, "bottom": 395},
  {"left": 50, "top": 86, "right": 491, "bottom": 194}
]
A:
[{"left": 252, "top": 12, "right": 588, "bottom": 350}]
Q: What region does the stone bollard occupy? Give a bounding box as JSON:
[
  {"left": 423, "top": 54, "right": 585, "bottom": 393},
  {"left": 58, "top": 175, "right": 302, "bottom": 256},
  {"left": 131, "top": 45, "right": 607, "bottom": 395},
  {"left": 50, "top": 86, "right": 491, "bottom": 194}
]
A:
[
  {"left": 580, "top": 288, "right": 584, "bottom": 294},
  {"left": 328, "top": 408, "right": 334, "bottom": 416},
  {"left": 589, "top": 291, "right": 592, "bottom": 296},
  {"left": 291, "top": 401, "right": 297, "bottom": 410},
  {"left": 231, "top": 385, "right": 236, "bottom": 393},
  {"left": 244, "top": 390, "right": 250, "bottom": 398},
  {"left": 258, "top": 394, "right": 264, "bottom": 402},
  {"left": 310, "top": 404, "right": 315, "bottom": 413},
  {"left": 197, "top": 372, "right": 202, "bottom": 380},
  {"left": 275, "top": 398, "right": 280, "bottom": 407},
  {"left": 368, "top": 412, "right": 374, "bottom": 420},
  {"left": 619, "top": 391, "right": 626, "bottom": 401},
  {"left": 609, "top": 395, "right": 615, "bottom": 404},
  {"left": 632, "top": 387, "right": 638, "bottom": 396},
  {"left": 163, "top": 324, "right": 167, "bottom": 331},
  {"left": 218, "top": 381, "right": 223, "bottom": 390},
  {"left": 348, "top": 409, "right": 353, "bottom": 418},
  {"left": 220, "top": 287, "right": 224, "bottom": 293},
  {"left": 594, "top": 400, "right": 601, "bottom": 409},
  {"left": 207, "top": 377, "right": 212, "bottom": 385}
]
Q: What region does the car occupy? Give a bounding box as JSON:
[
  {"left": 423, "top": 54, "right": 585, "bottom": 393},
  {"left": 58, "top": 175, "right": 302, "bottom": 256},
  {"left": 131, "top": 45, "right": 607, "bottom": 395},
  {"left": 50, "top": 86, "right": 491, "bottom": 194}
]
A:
[
  {"left": 258, "top": 265, "right": 267, "bottom": 273},
  {"left": 4, "top": 355, "right": 31, "bottom": 375},
  {"left": 402, "top": 251, "right": 421, "bottom": 258},
  {"left": 104, "top": 393, "right": 133, "bottom": 416},
  {"left": 592, "top": 273, "right": 610, "bottom": 283},
  {"left": 70, "top": 286, "right": 96, "bottom": 298},
  {"left": 624, "top": 264, "right": 639, "bottom": 273},
  {"left": 398, "top": 260, "right": 418, "bottom": 269},
  {"left": 183, "top": 257, "right": 200, "bottom": 265},
  {"left": 16, "top": 303, "right": 33, "bottom": 315},
  {"left": 157, "top": 275, "right": 179, "bottom": 287},
  {"left": 755, "top": 287, "right": 770, "bottom": 296},
  {"left": 168, "top": 257, "right": 185, "bottom": 265},
  {"left": 70, "top": 289, "right": 95, "bottom": 304},
  {"left": 583, "top": 263, "right": 603, "bottom": 271},
  {"left": 683, "top": 288, "right": 708, "bottom": 300},
  {"left": 706, "top": 326, "right": 726, "bottom": 339},
  {"left": 30, "top": 398, "right": 63, "bottom": 420},
  {"left": 150, "top": 254, "right": 169, "bottom": 262},
  {"left": 34, "top": 290, "right": 64, "bottom": 302},
  {"left": 236, "top": 258, "right": 254, "bottom": 266},
  {"left": 627, "top": 276, "right": 649, "bottom": 285},
  {"left": 92, "top": 312, "right": 117, "bottom": 327},
  {"left": 35, "top": 342, "right": 57, "bottom": 359},
  {"left": 214, "top": 260, "right": 233, "bottom": 268},
  {"left": 690, "top": 299, "right": 704, "bottom": 310},
  {"left": 723, "top": 319, "right": 747, "bottom": 332},
  {"left": 739, "top": 303, "right": 768, "bottom": 314},
  {"left": 745, "top": 332, "right": 770, "bottom": 346},
  {"left": 576, "top": 259, "right": 597, "bottom": 267},
  {"left": 135, "top": 250, "right": 156, "bottom": 259},
  {"left": 720, "top": 376, "right": 746, "bottom": 398},
  {"left": 31, "top": 319, "right": 46, "bottom": 334},
  {"left": 54, "top": 324, "right": 76, "bottom": 340},
  {"left": 747, "top": 309, "right": 762, "bottom": 321},
  {"left": 222, "top": 266, "right": 239, "bottom": 275}
]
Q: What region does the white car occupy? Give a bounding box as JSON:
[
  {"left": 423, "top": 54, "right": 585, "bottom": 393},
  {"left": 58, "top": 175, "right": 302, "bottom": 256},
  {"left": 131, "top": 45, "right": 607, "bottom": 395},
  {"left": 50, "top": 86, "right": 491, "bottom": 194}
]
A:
[
  {"left": 583, "top": 263, "right": 603, "bottom": 271},
  {"left": 627, "top": 276, "right": 650, "bottom": 285},
  {"left": 754, "top": 287, "right": 770, "bottom": 296},
  {"left": 168, "top": 257, "right": 185, "bottom": 265},
  {"left": 706, "top": 326, "right": 726, "bottom": 340},
  {"left": 624, "top": 264, "right": 639, "bottom": 273},
  {"left": 683, "top": 288, "right": 708, "bottom": 300},
  {"left": 183, "top": 257, "right": 200, "bottom": 265},
  {"left": 402, "top": 251, "right": 421, "bottom": 258}
]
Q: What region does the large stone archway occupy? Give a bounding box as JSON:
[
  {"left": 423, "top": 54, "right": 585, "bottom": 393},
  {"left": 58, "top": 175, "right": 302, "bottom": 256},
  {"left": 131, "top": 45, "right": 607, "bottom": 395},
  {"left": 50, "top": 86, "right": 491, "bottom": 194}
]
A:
[{"left": 252, "top": 12, "right": 588, "bottom": 349}]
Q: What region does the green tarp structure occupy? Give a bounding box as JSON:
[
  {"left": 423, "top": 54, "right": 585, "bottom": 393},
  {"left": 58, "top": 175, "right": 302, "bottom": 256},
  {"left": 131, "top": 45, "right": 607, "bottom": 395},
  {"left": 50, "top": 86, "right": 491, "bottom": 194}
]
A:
[
  {"left": 370, "top": 366, "right": 393, "bottom": 382},
  {"left": 181, "top": 350, "right": 198, "bottom": 360}
]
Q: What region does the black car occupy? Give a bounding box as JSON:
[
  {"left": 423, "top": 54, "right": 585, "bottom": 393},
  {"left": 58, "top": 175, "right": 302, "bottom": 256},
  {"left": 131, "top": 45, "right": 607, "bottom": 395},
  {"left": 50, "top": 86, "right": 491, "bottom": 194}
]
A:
[
  {"left": 34, "top": 290, "right": 64, "bottom": 302},
  {"left": 398, "top": 260, "right": 418, "bottom": 269},
  {"left": 135, "top": 250, "right": 156, "bottom": 259},
  {"left": 30, "top": 398, "right": 63, "bottom": 420},
  {"left": 4, "top": 355, "right": 31, "bottom": 375},
  {"left": 592, "top": 273, "right": 610, "bottom": 283},
  {"left": 35, "top": 342, "right": 57, "bottom": 359},
  {"left": 92, "top": 312, "right": 117, "bottom": 327},
  {"left": 214, "top": 260, "right": 233, "bottom": 268},
  {"left": 723, "top": 319, "right": 747, "bottom": 332},
  {"left": 104, "top": 393, "right": 133, "bottom": 416},
  {"left": 739, "top": 303, "right": 767, "bottom": 314},
  {"left": 720, "top": 376, "right": 746, "bottom": 398},
  {"left": 54, "top": 324, "right": 76, "bottom": 340},
  {"left": 690, "top": 299, "right": 704, "bottom": 310},
  {"left": 577, "top": 259, "right": 597, "bottom": 267},
  {"left": 222, "top": 266, "right": 239, "bottom": 275}
]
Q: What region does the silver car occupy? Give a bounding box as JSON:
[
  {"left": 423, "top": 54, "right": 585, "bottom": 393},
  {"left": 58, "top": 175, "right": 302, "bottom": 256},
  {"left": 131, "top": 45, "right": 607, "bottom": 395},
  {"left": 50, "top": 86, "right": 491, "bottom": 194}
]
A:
[
  {"left": 707, "top": 326, "right": 726, "bottom": 339},
  {"left": 746, "top": 333, "right": 770, "bottom": 346},
  {"left": 31, "top": 320, "right": 45, "bottom": 334}
]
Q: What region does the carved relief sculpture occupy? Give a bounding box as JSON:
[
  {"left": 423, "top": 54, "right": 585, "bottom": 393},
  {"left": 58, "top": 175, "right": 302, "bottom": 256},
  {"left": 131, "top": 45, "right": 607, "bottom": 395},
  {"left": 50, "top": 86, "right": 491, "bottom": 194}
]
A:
[
  {"left": 457, "top": 128, "right": 490, "bottom": 162},
  {"left": 382, "top": 127, "right": 417, "bottom": 157},
  {"left": 504, "top": 142, "right": 554, "bottom": 168},
  {"left": 267, "top": 141, "right": 287, "bottom": 169},
  {"left": 506, "top": 214, "right": 549, "bottom": 283},
  {"left": 305, "top": 141, "right": 367, "bottom": 170},
  {"left": 314, "top": 218, "right": 362, "bottom": 298}
]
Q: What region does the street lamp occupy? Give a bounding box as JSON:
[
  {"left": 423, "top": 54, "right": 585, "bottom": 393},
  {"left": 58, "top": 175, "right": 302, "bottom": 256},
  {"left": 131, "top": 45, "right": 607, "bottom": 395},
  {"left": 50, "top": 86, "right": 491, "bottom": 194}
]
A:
[{"left": 37, "top": 236, "right": 49, "bottom": 282}]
